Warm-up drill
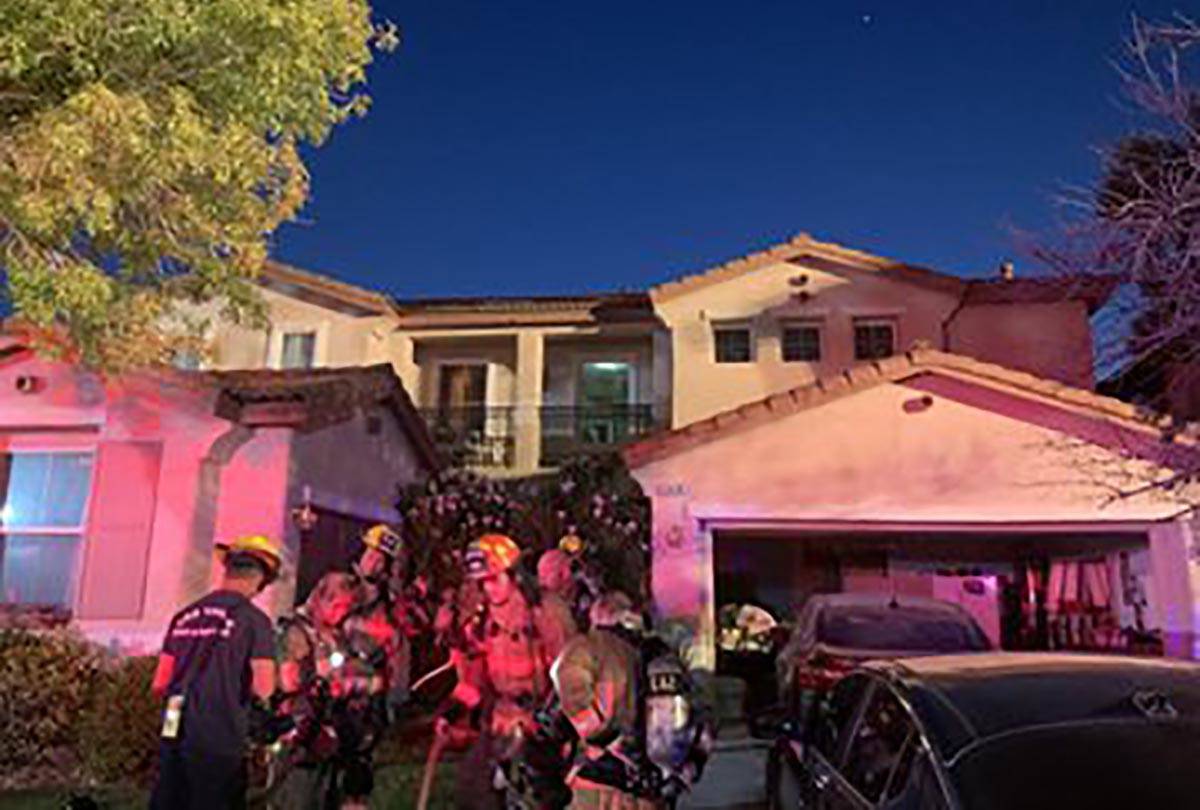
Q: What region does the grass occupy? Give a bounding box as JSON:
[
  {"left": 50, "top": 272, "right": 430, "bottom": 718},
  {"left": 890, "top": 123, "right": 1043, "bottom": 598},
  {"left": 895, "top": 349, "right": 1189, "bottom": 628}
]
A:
[
  {"left": 0, "top": 762, "right": 457, "bottom": 810},
  {"left": 0, "top": 721, "right": 461, "bottom": 810}
]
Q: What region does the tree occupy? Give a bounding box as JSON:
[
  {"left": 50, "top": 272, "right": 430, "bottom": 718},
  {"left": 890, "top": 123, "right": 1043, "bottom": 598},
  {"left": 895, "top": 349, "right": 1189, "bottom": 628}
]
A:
[
  {"left": 1040, "top": 16, "right": 1200, "bottom": 498},
  {"left": 1080, "top": 17, "right": 1200, "bottom": 375},
  {"left": 0, "top": 0, "right": 398, "bottom": 370}
]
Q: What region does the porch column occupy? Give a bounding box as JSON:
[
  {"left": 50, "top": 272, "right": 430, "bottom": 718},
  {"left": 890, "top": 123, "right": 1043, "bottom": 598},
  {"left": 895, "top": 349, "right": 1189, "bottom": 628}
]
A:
[
  {"left": 390, "top": 334, "right": 420, "bottom": 404},
  {"left": 1147, "top": 518, "right": 1200, "bottom": 658},
  {"left": 651, "top": 329, "right": 673, "bottom": 430},
  {"left": 513, "top": 331, "right": 544, "bottom": 473}
]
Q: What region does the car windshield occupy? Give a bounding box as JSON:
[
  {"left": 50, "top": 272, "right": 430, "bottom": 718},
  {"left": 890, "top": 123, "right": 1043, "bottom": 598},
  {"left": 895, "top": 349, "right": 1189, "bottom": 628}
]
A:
[
  {"left": 816, "top": 606, "right": 989, "bottom": 652},
  {"left": 953, "top": 721, "right": 1200, "bottom": 810}
]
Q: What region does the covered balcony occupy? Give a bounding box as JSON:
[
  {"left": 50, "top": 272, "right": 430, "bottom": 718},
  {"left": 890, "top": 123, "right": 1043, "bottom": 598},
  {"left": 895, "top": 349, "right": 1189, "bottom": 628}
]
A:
[{"left": 400, "top": 297, "right": 670, "bottom": 473}]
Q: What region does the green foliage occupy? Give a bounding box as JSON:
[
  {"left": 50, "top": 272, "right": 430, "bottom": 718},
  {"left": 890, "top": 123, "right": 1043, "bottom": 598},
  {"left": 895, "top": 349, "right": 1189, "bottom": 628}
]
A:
[
  {"left": 398, "top": 453, "right": 651, "bottom": 604},
  {"left": 0, "top": 629, "right": 103, "bottom": 782},
  {"left": 0, "top": 630, "right": 161, "bottom": 791},
  {"left": 0, "top": 0, "right": 394, "bottom": 371},
  {"left": 78, "top": 656, "right": 160, "bottom": 786}
]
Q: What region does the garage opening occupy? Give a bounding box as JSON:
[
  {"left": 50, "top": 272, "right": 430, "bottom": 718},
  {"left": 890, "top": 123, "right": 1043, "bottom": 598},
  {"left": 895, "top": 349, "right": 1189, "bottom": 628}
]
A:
[{"left": 713, "top": 527, "right": 1155, "bottom": 701}]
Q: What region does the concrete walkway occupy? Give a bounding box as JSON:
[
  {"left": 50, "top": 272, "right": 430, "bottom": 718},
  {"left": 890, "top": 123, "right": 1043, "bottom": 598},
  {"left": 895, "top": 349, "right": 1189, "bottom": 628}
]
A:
[{"left": 680, "top": 736, "right": 769, "bottom": 810}]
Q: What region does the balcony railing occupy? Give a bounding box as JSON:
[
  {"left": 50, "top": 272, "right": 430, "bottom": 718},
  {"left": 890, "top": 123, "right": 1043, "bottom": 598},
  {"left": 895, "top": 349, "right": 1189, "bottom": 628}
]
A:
[
  {"left": 419, "top": 406, "right": 516, "bottom": 469},
  {"left": 420, "top": 403, "right": 661, "bottom": 470},
  {"left": 539, "top": 404, "right": 659, "bottom": 467}
]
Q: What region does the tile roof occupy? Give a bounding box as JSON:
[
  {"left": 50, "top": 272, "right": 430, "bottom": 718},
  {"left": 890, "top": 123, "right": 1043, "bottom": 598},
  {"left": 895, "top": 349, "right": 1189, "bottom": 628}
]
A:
[
  {"left": 648, "top": 232, "right": 1119, "bottom": 312},
  {"left": 392, "top": 291, "right": 659, "bottom": 329},
  {"left": 201, "top": 364, "right": 439, "bottom": 469},
  {"left": 623, "top": 348, "right": 1194, "bottom": 469},
  {"left": 258, "top": 261, "right": 396, "bottom": 317}
]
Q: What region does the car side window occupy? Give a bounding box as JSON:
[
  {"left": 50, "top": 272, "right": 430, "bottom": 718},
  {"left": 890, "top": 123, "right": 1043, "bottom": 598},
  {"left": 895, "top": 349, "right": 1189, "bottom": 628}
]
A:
[
  {"left": 809, "top": 674, "right": 869, "bottom": 762},
  {"left": 842, "top": 685, "right": 917, "bottom": 804},
  {"left": 882, "top": 748, "right": 950, "bottom": 810}
]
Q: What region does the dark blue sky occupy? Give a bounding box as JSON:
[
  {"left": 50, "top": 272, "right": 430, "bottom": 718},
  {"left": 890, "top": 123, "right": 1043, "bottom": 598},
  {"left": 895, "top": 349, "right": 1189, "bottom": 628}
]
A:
[{"left": 273, "top": 1, "right": 1181, "bottom": 298}]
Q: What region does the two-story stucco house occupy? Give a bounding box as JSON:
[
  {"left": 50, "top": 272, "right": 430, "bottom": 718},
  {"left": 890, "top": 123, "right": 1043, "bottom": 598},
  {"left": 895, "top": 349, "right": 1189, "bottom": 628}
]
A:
[
  {"left": 187, "top": 233, "right": 1200, "bottom": 668},
  {"left": 209, "top": 234, "right": 1114, "bottom": 479}
]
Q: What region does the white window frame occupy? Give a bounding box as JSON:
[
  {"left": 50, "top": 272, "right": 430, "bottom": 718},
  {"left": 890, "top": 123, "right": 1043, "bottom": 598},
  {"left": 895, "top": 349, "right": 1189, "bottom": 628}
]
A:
[
  {"left": 0, "top": 447, "right": 97, "bottom": 611},
  {"left": 712, "top": 321, "right": 755, "bottom": 364},
  {"left": 267, "top": 322, "right": 330, "bottom": 370}
]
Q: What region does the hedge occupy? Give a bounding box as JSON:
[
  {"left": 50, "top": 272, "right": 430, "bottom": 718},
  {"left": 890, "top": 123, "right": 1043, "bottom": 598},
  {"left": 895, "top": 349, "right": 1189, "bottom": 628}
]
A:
[{"left": 0, "top": 629, "right": 159, "bottom": 791}]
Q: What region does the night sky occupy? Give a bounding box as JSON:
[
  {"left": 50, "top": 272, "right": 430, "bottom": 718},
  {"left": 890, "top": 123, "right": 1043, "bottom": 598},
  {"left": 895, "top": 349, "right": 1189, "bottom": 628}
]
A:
[{"left": 273, "top": 1, "right": 1183, "bottom": 299}]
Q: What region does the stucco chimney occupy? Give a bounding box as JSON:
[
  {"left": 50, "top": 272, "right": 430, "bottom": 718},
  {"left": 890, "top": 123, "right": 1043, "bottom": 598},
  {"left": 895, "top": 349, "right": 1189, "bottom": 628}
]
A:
[{"left": 999, "top": 260, "right": 1015, "bottom": 281}]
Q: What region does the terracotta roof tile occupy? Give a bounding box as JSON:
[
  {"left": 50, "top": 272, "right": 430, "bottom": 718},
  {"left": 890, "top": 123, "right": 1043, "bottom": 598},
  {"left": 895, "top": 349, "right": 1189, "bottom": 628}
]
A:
[{"left": 624, "top": 348, "right": 1194, "bottom": 469}]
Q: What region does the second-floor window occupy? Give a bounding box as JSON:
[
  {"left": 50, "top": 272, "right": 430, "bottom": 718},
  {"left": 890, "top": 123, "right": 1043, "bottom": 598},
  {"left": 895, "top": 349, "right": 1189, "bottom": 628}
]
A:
[
  {"left": 281, "top": 331, "right": 317, "bottom": 369},
  {"left": 782, "top": 323, "right": 822, "bottom": 362},
  {"left": 854, "top": 319, "right": 895, "bottom": 361},
  {"left": 714, "top": 325, "right": 753, "bottom": 364}
]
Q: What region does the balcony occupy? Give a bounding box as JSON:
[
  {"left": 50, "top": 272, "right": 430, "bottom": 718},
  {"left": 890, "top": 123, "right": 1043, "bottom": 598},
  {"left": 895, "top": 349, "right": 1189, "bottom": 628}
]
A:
[
  {"left": 420, "top": 404, "right": 660, "bottom": 472},
  {"left": 539, "top": 404, "right": 659, "bottom": 468},
  {"left": 420, "top": 407, "right": 516, "bottom": 469}
]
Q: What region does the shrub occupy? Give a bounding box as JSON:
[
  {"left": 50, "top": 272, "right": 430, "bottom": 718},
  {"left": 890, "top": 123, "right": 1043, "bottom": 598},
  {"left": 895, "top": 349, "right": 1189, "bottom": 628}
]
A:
[
  {"left": 78, "top": 655, "right": 161, "bottom": 786},
  {"left": 0, "top": 629, "right": 104, "bottom": 784}
]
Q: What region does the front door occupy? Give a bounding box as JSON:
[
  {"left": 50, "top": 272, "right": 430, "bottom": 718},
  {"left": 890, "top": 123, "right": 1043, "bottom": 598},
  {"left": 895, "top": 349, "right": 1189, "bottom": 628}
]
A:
[{"left": 578, "top": 362, "right": 633, "bottom": 443}]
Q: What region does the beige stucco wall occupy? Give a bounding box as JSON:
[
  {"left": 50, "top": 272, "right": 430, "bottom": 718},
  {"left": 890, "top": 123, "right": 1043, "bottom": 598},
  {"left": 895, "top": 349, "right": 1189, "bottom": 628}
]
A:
[
  {"left": 211, "top": 287, "right": 395, "bottom": 370},
  {"left": 948, "top": 300, "right": 1095, "bottom": 388},
  {"left": 633, "top": 379, "right": 1200, "bottom": 669},
  {"left": 653, "top": 261, "right": 961, "bottom": 428},
  {"left": 652, "top": 261, "right": 1099, "bottom": 430}
]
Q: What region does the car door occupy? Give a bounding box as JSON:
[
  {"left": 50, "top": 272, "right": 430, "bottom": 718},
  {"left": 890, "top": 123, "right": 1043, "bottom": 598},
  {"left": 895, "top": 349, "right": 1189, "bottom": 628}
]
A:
[
  {"left": 799, "top": 674, "right": 872, "bottom": 809},
  {"left": 820, "top": 679, "right": 933, "bottom": 809}
]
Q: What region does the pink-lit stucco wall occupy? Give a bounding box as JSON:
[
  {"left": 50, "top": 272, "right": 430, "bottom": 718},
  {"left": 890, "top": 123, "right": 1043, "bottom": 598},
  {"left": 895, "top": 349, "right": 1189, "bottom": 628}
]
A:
[{"left": 632, "top": 375, "right": 1200, "bottom": 670}]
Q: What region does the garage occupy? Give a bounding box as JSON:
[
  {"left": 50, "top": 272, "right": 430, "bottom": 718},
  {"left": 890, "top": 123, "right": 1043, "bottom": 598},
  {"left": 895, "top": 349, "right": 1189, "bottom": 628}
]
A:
[{"left": 625, "top": 350, "right": 1200, "bottom": 672}]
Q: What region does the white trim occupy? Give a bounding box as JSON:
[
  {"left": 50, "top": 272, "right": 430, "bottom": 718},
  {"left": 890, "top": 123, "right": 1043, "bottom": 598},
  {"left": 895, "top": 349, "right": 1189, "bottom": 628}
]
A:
[
  {"left": 267, "top": 321, "right": 330, "bottom": 370},
  {"left": 694, "top": 516, "right": 1169, "bottom": 534}
]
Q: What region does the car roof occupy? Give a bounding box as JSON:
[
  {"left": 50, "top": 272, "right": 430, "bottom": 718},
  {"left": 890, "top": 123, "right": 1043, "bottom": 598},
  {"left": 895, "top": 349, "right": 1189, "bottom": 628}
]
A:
[
  {"left": 806, "top": 592, "right": 973, "bottom": 613},
  {"left": 865, "top": 653, "right": 1200, "bottom": 760}
]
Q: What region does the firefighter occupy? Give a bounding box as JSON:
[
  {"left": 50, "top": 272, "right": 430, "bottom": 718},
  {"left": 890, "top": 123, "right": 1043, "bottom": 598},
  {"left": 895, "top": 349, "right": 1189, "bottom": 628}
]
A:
[
  {"left": 439, "top": 533, "right": 577, "bottom": 810},
  {"left": 150, "top": 534, "right": 282, "bottom": 810},
  {"left": 550, "top": 593, "right": 712, "bottom": 810},
  {"left": 347, "top": 524, "right": 426, "bottom": 710},
  {"left": 275, "top": 572, "right": 388, "bottom": 810}
]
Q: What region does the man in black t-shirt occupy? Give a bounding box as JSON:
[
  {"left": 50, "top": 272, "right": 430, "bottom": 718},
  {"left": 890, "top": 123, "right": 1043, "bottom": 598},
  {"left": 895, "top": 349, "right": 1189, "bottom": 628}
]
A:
[{"left": 149, "top": 535, "right": 283, "bottom": 810}]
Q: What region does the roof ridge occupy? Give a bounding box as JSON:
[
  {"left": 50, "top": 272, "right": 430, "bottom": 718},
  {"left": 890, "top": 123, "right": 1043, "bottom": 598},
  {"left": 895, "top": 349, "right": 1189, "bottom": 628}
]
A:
[
  {"left": 624, "top": 348, "right": 1193, "bottom": 468},
  {"left": 650, "top": 232, "right": 967, "bottom": 303}
]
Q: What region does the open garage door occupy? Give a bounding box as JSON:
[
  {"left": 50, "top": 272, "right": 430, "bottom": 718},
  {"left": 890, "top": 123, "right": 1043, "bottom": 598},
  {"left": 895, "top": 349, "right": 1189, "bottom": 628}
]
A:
[{"left": 714, "top": 526, "right": 1153, "bottom": 655}]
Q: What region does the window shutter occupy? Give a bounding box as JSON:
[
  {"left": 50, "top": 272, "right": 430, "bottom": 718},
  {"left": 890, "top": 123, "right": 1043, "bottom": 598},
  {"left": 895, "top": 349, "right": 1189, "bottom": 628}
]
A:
[{"left": 77, "top": 441, "right": 163, "bottom": 620}]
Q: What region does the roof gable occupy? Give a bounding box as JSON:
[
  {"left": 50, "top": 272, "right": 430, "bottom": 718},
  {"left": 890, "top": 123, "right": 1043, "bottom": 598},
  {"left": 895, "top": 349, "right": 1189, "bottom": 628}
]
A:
[{"left": 624, "top": 348, "right": 1197, "bottom": 469}]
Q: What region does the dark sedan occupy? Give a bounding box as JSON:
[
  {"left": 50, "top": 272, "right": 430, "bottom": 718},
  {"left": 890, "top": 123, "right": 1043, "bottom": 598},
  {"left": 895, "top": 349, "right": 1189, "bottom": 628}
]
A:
[
  {"left": 775, "top": 594, "right": 991, "bottom": 719},
  {"left": 768, "top": 652, "right": 1200, "bottom": 810}
]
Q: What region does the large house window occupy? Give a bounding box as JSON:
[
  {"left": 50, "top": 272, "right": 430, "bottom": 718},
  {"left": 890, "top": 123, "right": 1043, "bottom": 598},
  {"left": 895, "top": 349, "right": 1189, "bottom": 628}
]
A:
[
  {"left": 782, "top": 322, "right": 822, "bottom": 363},
  {"left": 280, "top": 331, "right": 317, "bottom": 369},
  {"left": 0, "top": 452, "right": 94, "bottom": 608},
  {"left": 854, "top": 319, "right": 896, "bottom": 361},
  {"left": 714, "top": 325, "right": 753, "bottom": 364}
]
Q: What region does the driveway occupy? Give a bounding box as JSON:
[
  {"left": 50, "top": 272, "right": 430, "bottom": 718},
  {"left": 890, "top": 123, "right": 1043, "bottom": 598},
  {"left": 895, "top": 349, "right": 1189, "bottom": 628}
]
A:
[{"left": 680, "top": 737, "right": 769, "bottom": 810}]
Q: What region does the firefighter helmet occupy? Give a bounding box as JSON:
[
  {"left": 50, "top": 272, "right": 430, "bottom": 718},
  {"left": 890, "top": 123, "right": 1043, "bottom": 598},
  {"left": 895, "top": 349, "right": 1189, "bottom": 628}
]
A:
[
  {"left": 558, "top": 534, "right": 584, "bottom": 555},
  {"left": 362, "top": 523, "right": 403, "bottom": 558},
  {"left": 465, "top": 533, "right": 521, "bottom": 579},
  {"left": 216, "top": 534, "right": 283, "bottom": 584}
]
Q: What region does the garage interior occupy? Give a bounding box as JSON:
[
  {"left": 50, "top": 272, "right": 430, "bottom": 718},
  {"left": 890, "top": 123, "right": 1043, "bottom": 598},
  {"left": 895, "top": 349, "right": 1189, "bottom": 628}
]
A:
[{"left": 714, "top": 526, "right": 1153, "bottom": 655}]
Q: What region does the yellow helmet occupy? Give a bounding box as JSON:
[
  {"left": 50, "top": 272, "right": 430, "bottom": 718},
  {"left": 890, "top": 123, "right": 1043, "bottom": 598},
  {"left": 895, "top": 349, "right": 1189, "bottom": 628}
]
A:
[
  {"left": 362, "top": 524, "right": 403, "bottom": 558},
  {"left": 558, "top": 534, "right": 584, "bottom": 555},
  {"left": 465, "top": 533, "right": 521, "bottom": 579},
  {"left": 216, "top": 534, "right": 283, "bottom": 584}
]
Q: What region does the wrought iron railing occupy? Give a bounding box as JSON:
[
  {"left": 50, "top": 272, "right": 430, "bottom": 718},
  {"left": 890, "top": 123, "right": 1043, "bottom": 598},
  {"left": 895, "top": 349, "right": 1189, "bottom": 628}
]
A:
[
  {"left": 419, "top": 406, "right": 516, "bottom": 469},
  {"left": 539, "top": 404, "right": 659, "bottom": 467}
]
